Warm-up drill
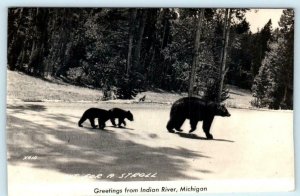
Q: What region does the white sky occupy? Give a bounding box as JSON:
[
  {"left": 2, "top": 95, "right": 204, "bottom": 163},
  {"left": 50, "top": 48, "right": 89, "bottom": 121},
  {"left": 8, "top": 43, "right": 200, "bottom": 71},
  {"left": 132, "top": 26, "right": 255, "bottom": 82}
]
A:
[{"left": 245, "top": 9, "right": 284, "bottom": 33}]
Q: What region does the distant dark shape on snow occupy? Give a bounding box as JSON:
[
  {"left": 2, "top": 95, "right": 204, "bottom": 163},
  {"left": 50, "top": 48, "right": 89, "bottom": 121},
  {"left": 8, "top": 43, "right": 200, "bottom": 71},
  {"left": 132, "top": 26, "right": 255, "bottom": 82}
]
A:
[
  {"left": 139, "top": 95, "right": 146, "bottom": 102},
  {"left": 109, "top": 108, "right": 134, "bottom": 128},
  {"left": 166, "top": 97, "right": 231, "bottom": 139},
  {"left": 78, "top": 108, "right": 111, "bottom": 129}
]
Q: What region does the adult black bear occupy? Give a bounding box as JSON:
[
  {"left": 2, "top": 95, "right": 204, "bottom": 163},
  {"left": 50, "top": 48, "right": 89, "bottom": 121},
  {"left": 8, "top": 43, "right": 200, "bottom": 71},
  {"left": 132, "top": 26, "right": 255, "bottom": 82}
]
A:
[
  {"left": 78, "top": 108, "right": 111, "bottom": 129},
  {"left": 166, "top": 97, "right": 230, "bottom": 139},
  {"left": 109, "top": 108, "right": 134, "bottom": 127}
]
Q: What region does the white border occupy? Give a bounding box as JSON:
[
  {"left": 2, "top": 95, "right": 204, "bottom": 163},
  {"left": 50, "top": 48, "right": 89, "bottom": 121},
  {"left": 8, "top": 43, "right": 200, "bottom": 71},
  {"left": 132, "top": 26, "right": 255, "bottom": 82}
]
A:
[{"left": 1, "top": 1, "right": 299, "bottom": 196}]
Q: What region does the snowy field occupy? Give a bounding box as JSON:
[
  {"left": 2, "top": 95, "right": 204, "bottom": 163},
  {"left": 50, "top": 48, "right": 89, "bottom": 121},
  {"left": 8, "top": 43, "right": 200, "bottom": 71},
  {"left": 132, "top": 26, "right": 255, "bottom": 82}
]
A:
[
  {"left": 6, "top": 71, "right": 294, "bottom": 195},
  {"left": 7, "top": 101, "right": 294, "bottom": 186},
  {"left": 7, "top": 70, "right": 253, "bottom": 108}
]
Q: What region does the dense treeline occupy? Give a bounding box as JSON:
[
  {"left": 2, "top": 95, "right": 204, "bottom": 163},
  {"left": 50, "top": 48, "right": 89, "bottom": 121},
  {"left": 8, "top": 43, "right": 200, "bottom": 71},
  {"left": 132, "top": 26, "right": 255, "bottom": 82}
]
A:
[
  {"left": 252, "top": 10, "right": 294, "bottom": 109},
  {"left": 7, "top": 8, "right": 294, "bottom": 109}
]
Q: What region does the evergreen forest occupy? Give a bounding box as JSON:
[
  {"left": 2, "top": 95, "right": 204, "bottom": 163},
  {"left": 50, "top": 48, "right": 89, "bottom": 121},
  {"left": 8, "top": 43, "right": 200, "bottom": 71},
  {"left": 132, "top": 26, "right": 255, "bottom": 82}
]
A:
[{"left": 7, "top": 8, "right": 294, "bottom": 109}]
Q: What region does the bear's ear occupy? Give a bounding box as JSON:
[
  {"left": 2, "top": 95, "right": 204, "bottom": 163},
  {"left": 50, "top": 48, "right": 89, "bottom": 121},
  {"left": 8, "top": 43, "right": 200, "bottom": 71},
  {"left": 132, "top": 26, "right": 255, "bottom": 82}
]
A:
[
  {"left": 217, "top": 104, "right": 225, "bottom": 111},
  {"left": 218, "top": 103, "right": 225, "bottom": 108}
]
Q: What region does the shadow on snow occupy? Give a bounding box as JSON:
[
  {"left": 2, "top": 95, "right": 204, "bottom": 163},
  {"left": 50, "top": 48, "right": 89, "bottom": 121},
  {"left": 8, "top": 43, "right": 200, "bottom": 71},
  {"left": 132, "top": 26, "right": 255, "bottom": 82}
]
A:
[
  {"left": 175, "top": 132, "right": 234, "bottom": 143},
  {"left": 7, "top": 103, "right": 211, "bottom": 181}
]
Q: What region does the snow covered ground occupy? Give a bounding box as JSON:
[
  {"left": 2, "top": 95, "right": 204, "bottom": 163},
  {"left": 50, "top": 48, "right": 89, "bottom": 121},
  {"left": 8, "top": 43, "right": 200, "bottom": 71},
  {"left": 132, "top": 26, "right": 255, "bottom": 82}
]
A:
[
  {"left": 6, "top": 101, "right": 294, "bottom": 195},
  {"left": 6, "top": 71, "right": 294, "bottom": 195},
  {"left": 7, "top": 70, "right": 253, "bottom": 108}
]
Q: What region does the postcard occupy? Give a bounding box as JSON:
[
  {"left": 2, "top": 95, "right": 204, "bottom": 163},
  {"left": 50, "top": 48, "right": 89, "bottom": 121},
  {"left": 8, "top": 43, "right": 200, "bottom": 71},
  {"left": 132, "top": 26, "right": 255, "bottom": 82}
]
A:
[{"left": 6, "top": 8, "right": 294, "bottom": 195}]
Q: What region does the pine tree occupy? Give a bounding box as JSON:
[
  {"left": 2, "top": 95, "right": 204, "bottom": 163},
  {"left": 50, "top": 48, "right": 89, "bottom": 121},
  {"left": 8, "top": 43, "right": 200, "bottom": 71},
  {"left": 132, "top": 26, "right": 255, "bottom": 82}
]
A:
[
  {"left": 252, "top": 37, "right": 284, "bottom": 108},
  {"left": 189, "top": 9, "right": 204, "bottom": 97},
  {"left": 278, "top": 9, "right": 294, "bottom": 109},
  {"left": 251, "top": 19, "right": 273, "bottom": 78},
  {"left": 251, "top": 9, "right": 294, "bottom": 109}
]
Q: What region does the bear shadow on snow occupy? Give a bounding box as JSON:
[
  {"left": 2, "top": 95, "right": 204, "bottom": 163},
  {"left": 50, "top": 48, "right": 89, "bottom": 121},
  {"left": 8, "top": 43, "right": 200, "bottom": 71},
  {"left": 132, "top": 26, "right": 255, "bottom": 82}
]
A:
[
  {"left": 176, "top": 132, "right": 234, "bottom": 143},
  {"left": 106, "top": 126, "right": 134, "bottom": 130},
  {"left": 7, "top": 110, "right": 209, "bottom": 181},
  {"left": 176, "top": 132, "right": 207, "bottom": 140},
  {"left": 167, "top": 97, "right": 231, "bottom": 140}
]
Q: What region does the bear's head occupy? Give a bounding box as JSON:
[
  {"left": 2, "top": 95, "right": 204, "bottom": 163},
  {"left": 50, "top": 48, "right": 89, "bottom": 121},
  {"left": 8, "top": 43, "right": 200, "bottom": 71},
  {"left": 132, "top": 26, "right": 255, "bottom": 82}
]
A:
[
  {"left": 216, "top": 104, "right": 231, "bottom": 117},
  {"left": 127, "top": 111, "right": 134, "bottom": 121}
]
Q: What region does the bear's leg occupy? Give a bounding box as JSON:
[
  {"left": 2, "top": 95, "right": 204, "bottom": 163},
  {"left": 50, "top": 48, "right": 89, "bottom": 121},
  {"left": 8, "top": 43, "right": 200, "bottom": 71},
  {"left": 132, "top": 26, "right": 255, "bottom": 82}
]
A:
[
  {"left": 98, "top": 119, "right": 105, "bottom": 129},
  {"left": 166, "top": 119, "right": 175, "bottom": 133},
  {"left": 118, "top": 118, "right": 125, "bottom": 127},
  {"left": 203, "top": 117, "right": 214, "bottom": 139},
  {"left": 167, "top": 115, "right": 184, "bottom": 133},
  {"left": 122, "top": 119, "right": 126, "bottom": 126},
  {"left": 78, "top": 116, "right": 86, "bottom": 127},
  {"left": 174, "top": 117, "right": 185, "bottom": 132},
  {"left": 88, "top": 118, "right": 97, "bottom": 129},
  {"left": 99, "top": 123, "right": 105, "bottom": 129},
  {"left": 110, "top": 118, "right": 117, "bottom": 126},
  {"left": 189, "top": 119, "right": 198, "bottom": 133}
]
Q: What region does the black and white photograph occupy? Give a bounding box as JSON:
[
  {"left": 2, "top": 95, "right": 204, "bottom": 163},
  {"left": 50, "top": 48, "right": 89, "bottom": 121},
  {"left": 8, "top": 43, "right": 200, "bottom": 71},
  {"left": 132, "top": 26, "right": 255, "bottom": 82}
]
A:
[{"left": 6, "top": 7, "right": 294, "bottom": 195}]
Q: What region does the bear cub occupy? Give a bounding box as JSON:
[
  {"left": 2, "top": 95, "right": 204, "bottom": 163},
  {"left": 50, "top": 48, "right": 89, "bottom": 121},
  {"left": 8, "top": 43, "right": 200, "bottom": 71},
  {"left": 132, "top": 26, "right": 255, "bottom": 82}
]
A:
[
  {"left": 78, "top": 108, "right": 111, "bottom": 129},
  {"left": 109, "top": 108, "right": 134, "bottom": 127},
  {"left": 166, "top": 97, "right": 230, "bottom": 139}
]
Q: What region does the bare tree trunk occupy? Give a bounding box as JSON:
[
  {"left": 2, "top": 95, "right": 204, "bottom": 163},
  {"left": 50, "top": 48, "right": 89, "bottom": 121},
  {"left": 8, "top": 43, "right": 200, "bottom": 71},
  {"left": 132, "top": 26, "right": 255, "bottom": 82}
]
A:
[
  {"left": 134, "top": 9, "right": 147, "bottom": 72},
  {"left": 28, "top": 34, "right": 37, "bottom": 74},
  {"left": 188, "top": 9, "right": 204, "bottom": 97},
  {"left": 51, "top": 9, "right": 60, "bottom": 76},
  {"left": 126, "top": 8, "right": 137, "bottom": 75},
  {"left": 55, "top": 9, "right": 71, "bottom": 77},
  {"left": 148, "top": 46, "right": 156, "bottom": 84},
  {"left": 218, "top": 8, "right": 232, "bottom": 102},
  {"left": 8, "top": 8, "right": 24, "bottom": 71},
  {"left": 280, "top": 85, "right": 288, "bottom": 108},
  {"left": 160, "top": 9, "right": 170, "bottom": 50}
]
